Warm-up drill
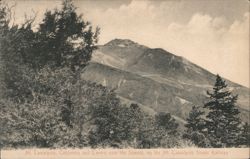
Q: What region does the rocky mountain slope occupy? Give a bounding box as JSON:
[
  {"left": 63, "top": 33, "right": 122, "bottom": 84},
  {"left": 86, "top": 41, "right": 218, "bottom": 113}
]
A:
[{"left": 81, "top": 39, "right": 250, "bottom": 124}]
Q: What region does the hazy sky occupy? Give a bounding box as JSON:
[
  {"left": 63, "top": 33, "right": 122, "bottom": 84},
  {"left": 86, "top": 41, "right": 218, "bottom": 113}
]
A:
[{"left": 5, "top": 0, "right": 250, "bottom": 87}]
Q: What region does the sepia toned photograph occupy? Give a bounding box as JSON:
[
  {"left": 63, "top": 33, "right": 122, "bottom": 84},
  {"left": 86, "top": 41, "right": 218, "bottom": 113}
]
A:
[{"left": 0, "top": 0, "right": 249, "bottom": 158}]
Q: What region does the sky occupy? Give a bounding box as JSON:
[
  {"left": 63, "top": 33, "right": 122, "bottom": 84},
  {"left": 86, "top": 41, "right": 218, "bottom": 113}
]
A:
[{"left": 4, "top": 0, "right": 250, "bottom": 87}]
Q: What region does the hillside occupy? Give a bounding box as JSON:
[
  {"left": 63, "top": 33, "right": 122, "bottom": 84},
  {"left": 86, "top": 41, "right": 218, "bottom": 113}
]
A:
[{"left": 82, "top": 39, "right": 250, "bottom": 123}]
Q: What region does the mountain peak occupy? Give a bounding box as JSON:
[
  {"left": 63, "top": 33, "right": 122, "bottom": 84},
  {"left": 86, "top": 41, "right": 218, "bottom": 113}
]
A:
[{"left": 105, "top": 39, "right": 139, "bottom": 47}]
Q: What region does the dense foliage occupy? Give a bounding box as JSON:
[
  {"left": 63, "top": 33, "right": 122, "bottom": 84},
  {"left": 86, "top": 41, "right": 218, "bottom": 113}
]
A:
[
  {"left": 0, "top": 65, "right": 183, "bottom": 148},
  {"left": 0, "top": 0, "right": 186, "bottom": 148},
  {"left": 184, "top": 75, "right": 249, "bottom": 147},
  {"left": 204, "top": 75, "right": 243, "bottom": 147},
  {"left": 183, "top": 106, "right": 210, "bottom": 147},
  {"left": 0, "top": 0, "right": 248, "bottom": 148}
]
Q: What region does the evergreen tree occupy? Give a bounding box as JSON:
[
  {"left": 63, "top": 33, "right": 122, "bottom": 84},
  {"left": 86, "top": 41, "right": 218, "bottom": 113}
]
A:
[
  {"left": 86, "top": 87, "right": 126, "bottom": 147},
  {"left": 183, "top": 106, "right": 209, "bottom": 147},
  {"left": 32, "top": 0, "right": 100, "bottom": 71},
  {"left": 135, "top": 112, "right": 180, "bottom": 148},
  {"left": 153, "top": 112, "right": 179, "bottom": 148},
  {"left": 117, "top": 103, "right": 144, "bottom": 147},
  {"left": 0, "top": 2, "right": 36, "bottom": 102},
  {"left": 155, "top": 112, "right": 179, "bottom": 135},
  {"left": 204, "top": 74, "right": 242, "bottom": 147}
]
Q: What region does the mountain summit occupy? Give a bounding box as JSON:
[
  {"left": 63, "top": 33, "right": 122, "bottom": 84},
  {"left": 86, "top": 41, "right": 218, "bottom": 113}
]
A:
[
  {"left": 83, "top": 39, "right": 250, "bottom": 125},
  {"left": 104, "top": 38, "right": 141, "bottom": 47}
]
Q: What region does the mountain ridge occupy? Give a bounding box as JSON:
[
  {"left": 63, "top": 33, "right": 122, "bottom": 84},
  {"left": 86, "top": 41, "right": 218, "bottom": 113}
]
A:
[
  {"left": 82, "top": 39, "right": 250, "bottom": 124},
  {"left": 102, "top": 39, "right": 247, "bottom": 88}
]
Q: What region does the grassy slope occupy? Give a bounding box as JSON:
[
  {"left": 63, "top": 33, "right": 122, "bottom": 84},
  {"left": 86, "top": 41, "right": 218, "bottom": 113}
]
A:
[{"left": 81, "top": 62, "right": 249, "bottom": 124}]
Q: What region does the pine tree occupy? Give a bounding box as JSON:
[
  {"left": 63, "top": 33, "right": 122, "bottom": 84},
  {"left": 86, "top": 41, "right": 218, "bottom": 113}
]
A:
[
  {"left": 33, "top": 0, "right": 100, "bottom": 71},
  {"left": 204, "top": 74, "right": 242, "bottom": 147},
  {"left": 155, "top": 112, "right": 179, "bottom": 135},
  {"left": 153, "top": 112, "right": 179, "bottom": 148},
  {"left": 183, "top": 106, "right": 209, "bottom": 147}
]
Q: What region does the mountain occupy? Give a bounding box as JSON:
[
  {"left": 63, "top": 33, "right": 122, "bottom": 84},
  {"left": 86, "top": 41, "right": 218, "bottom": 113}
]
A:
[{"left": 81, "top": 39, "right": 250, "bottom": 124}]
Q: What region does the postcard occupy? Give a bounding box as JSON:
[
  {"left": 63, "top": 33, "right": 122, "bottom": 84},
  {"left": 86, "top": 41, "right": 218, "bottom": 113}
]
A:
[{"left": 0, "top": 0, "right": 249, "bottom": 159}]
